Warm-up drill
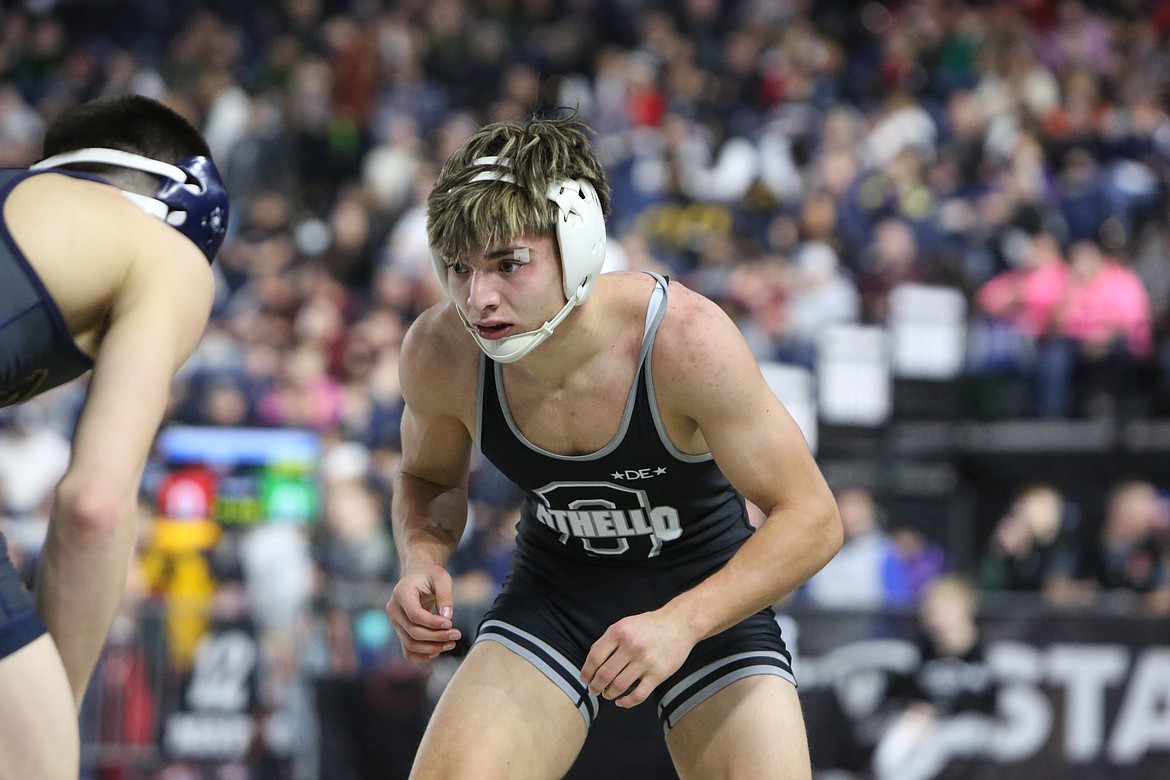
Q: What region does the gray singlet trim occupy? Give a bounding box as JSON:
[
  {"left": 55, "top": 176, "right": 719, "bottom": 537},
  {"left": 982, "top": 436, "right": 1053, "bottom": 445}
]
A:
[
  {"left": 476, "top": 619, "right": 599, "bottom": 728},
  {"left": 660, "top": 663, "right": 796, "bottom": 735},
  {"left": 482, "top": 274, "right": 670, "bottom": 461},
  {"left": 643, "top": 278, "right": 714, "bottom": 463},
  {"left": 657, "top": 649, "right": 793, "bottom": 711},
  {"left": 475, "top": 350, "right": 486, "bottom": 447}
]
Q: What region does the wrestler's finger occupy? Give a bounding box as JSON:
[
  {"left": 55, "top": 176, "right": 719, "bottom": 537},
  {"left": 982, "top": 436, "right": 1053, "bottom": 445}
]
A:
[
  {"left": 616, "top": 676, "right": 656, "bottom": 708},
  {"left": 581, "top": 636, "right": 619, "bottom": 688}
]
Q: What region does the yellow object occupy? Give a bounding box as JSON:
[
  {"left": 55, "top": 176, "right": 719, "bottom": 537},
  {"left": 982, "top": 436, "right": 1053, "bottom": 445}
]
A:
[
  {"left": 164, "top": 550, "right": 217, "bottom": 670},
  {"left": 141, "top": 515, "right": 220, "bottom": 669},
  {"left": 152, "top": 516, "right": 221, "bottom": 553}
]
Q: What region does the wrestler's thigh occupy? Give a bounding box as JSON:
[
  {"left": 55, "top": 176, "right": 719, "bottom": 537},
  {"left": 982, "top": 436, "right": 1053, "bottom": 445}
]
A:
[
  {"left": 0, "top": 634, "right": 79, "bottom": 780},
  {"left": 665, "top": 675, "right": 810, "bottom": 780},
  {"left": 411, "top": 641, "right": 587, "bottom": 780}
]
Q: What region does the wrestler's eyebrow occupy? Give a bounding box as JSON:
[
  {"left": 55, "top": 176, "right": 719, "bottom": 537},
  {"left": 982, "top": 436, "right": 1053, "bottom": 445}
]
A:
[{"left": 485, "top": 246, "right": 530, "bottom": 261}]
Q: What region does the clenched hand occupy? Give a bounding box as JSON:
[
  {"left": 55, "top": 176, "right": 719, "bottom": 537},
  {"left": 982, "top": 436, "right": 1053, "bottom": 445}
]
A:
[
  {"left": 387, "top": 563, "right": 462, "bottom": 661},
  {"left": 580, "top": 608, "right": 697, "bottom": 708}
]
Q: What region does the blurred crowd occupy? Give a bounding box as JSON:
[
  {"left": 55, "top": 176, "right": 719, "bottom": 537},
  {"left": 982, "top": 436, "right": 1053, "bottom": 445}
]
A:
[
  {"left": 0, "top": 0, "right": 1168, "bottom": 656},
  {"left": 0, "top": 0, "right": 1165, "bottom": 636},
  {"left": 2, "top": 0, "right": 1170, "bottom": 424},
  {"left": 3, "top": 0, "right": 1170, "bottom": 774}
]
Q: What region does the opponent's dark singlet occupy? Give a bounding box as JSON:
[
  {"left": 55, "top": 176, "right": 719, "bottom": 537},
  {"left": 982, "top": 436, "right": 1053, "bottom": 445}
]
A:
[
  {"left": 0, "top": 168, "right": 96, "bottom": 408},
  {"left": 0, "top": 168, "right": 97, "bottom": 658},
  {"left": 477, "top": 276, "right": 754, "bottom": 571}
]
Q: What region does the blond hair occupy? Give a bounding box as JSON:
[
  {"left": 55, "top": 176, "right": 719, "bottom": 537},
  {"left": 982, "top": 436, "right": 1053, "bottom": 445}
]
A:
[{"left": 427, "top": 114, "right": 611, "bottom": 263}]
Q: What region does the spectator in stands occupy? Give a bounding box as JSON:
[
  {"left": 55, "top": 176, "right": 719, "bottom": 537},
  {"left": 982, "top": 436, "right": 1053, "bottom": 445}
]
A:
[
  {"left": 972, "top": 227, "right": 1068, "bottom": 376},
  {"left": 889, "top": 522, "right": 947, "bottom": 603},
  {"left": 872, "top": 575, "right": 998, "bottom": 780},
  {"left": 207, "top": 374, "right": 253, "bottom": 426},
  {"left": 1034, "top": 238, "right": 1153, "bottom": 417},
  {"left": 0, "top": 400, "right": 71, "bottom": 519},
  {"left": 855, "top": 217, "right": 934, "bottom": 324},
  {"left": 316, "top": 476, "right": 396, "bottom": 585},
  {"left": 1056, "top": 146, "right": 1111, "bottom": 244},
  {"left": 802, "top": 487, "right": 912, "bottom": 609},
  {"left": 773, "top": 241, "right": 861, "bottom": 368},
  {"left": 1050, "top": 479, "right": 1170, "bottom": 614},
  {"left": 256, "top": 344, "right": 344, "bottom": 431},
  {"left": 979, "top": 483, "right": 1082, "bottom": 595}
]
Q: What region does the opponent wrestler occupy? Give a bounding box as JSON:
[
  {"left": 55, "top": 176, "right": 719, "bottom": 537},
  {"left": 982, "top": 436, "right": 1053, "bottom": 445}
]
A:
[
  {"left": 387, "top": 113, "right": 841, "bottom": 779},
  {"left": 0, "top": 95, "right": 226, "bottom": 779}
]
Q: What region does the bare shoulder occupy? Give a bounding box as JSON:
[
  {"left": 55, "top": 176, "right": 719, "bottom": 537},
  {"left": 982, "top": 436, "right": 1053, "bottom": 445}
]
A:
[
  {"left": 4, "top": 172, "right": 211, "bottom": 349},
  {"left": 5, "top": 174, "right": 137, "bottom": 287},
  {"left": 654, "top": 280, "right": 753, "bottom": 381},
  {"left": 399, "top": 301, "right": 481, "bottom": 421},
  {"left": 7, "top": 172, "right": 207, "bottom": 277},
  {"left": 595, "top": 270, "right": 667, "bottom": 323}
]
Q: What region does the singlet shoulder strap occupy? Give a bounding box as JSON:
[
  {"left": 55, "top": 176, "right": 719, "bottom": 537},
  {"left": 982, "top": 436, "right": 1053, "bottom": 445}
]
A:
[
  {"left": 475, "top": 350, "right": 488, "bottom": 446},
  {"left": 640, "top": 272, "right": 669, "bottom": 358}
]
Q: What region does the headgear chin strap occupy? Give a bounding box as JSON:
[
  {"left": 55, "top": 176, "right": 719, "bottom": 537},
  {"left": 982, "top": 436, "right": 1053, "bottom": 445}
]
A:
[
  {"left": 431, "top": 156, "right": 607, "bottom": 363},
  {"left": 31, "top": 147, "right": 230, "bottom": 263},
  {"left": 447, "top": 270, "right": 588, "bottom": 363}
]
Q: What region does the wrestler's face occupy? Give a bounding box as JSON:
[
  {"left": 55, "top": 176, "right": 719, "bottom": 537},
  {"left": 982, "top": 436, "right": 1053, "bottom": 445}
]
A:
[{"left": 446, "top": 233, "right": 565, "bottom": 342}]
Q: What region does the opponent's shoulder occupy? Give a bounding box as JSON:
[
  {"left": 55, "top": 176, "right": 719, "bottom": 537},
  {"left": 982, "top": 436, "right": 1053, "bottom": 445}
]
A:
[
  {"left": 8, "top": 170, "right": 144, "bottom": 226},
  {"left": 5, "top": 171, "right": 211, "bottom": 336},
  {"left": 400, "top": 301, "right": 481, "bottom": 406},
  {"left": 6, "top": 171, "right": 207, "bottom": 279}
]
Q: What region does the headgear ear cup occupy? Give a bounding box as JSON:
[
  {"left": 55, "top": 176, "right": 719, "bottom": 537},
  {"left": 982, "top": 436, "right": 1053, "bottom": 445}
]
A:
[
  {"left": 158, "top": 156, "right": 230, "bottom": 261},
  {"left": 429, "top": 160, "right": 608, "bottom": 363},
  {"left": 546, "top": 178, "right": 607, "bottom": 304}
]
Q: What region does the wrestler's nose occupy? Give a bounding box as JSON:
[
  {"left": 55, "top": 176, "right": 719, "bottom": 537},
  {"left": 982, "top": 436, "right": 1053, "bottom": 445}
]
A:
[{"left": 466, "top": 271, "right": 500, "bottom": 313}]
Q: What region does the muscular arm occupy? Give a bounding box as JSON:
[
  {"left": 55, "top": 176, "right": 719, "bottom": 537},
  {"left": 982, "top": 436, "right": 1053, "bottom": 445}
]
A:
[
  {"left": 656, "top": 287, "right": 842, "bottom": 641},
  {"left": 391, "top": 406, "right": 472, "bottom": 571},
  {"left": 21, "top": 185, "right": 214, "bottom": 706},
  {"left": 582, "top": 283, "right": 842, "bottom": 706},
  {"left": 387, "top": 310, "right": 477, "bottom": 659}
]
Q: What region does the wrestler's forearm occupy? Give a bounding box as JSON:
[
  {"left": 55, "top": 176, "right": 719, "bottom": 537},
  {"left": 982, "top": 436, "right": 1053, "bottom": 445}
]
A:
[
  {"left": 391, "top": 469, "right": 469, "bottom": 570},
  {"left": 664, "top": 504, "right": 842, "bottom": 642},
  {"left": 34, "top": 489, "right": 137, "bottom": 709}
]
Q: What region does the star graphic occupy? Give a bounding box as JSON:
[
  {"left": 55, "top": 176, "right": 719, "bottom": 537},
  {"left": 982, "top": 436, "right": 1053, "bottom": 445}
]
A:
[
  {"left": 655, "top": 466, "right": 667, "bottom": 475},
  {"left": 611, "top": 471, "right": 624, "bottom": 480}
]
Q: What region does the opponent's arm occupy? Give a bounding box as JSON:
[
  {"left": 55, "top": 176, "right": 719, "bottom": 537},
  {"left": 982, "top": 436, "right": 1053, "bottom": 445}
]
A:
[
  {"left": 31, "top": 192, "right": 213, "bottom": 707},
  {"left": 387, "top": 312, "right": 474, "bottom": 659}
]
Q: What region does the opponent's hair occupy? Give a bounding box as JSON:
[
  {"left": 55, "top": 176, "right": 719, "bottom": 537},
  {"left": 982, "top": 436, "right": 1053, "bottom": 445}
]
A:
[
  {"left": 426, "top": 113, "right": 611, "bottom": 263},
  {"left": 41, "top": 95, "right": 212, "bottom": 188}
]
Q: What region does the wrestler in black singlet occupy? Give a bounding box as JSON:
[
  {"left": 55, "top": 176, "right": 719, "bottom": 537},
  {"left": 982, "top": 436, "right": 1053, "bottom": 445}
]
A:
[{"left": 474, "top": 274, "right": 795, "bottom": 734}]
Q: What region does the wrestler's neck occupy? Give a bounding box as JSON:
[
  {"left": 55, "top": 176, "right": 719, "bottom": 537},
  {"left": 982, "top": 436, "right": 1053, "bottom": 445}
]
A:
[{"left": 504, "top": 293, "right": 612, "bottom": 387}]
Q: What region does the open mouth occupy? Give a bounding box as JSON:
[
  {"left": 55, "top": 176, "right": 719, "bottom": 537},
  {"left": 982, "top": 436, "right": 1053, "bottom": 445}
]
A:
[{"left": 475, "top": 323, "right": 512, "bottom": 340}]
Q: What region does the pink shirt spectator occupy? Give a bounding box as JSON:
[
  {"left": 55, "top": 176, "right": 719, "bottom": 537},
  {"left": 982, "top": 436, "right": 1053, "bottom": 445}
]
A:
[
  {"left": 257, "top": 346, "right": 345, "bottom": 431},
  {"left": 1057, "top": 259, "right": 1153, "bottom": 358},
  {"left": 978, "top": 259, "right": 1069, "bottom": 339}
]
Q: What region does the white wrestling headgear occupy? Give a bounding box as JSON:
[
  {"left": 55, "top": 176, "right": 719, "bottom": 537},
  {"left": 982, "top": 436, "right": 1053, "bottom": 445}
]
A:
[{"left": 430, "top": 155, "right": 607, "bottom": 363}]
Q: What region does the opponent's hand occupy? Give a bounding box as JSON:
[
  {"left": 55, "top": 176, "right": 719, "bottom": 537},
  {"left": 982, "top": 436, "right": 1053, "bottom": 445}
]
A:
[
  {"left": 580, "top": 609, "right": 697, "bottom": 708},
  {"left": 386, "top": 563, "right": 462, "bottom": 661}
]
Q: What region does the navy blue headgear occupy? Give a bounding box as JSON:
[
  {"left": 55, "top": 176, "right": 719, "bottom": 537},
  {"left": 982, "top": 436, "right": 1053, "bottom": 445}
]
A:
[{"left": 31, "top": 148, "right": 230, "bottom": 263}]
